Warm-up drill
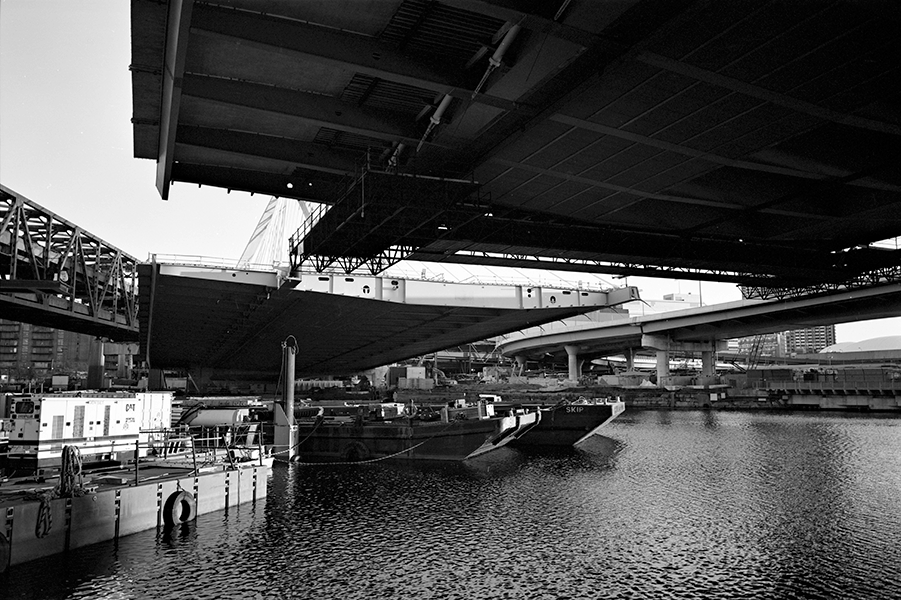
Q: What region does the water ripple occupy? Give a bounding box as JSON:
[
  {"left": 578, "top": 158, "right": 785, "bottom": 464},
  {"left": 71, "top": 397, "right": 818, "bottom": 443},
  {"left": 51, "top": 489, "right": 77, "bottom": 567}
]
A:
[{"left": 3, "top": 410, "right": 901, "bottom": 599}]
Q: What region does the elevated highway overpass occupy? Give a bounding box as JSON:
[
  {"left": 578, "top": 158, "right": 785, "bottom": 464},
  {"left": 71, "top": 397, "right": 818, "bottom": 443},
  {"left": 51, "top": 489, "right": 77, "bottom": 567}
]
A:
[{"left": 497, "top": 282, "right": 901, "bottom": 381}]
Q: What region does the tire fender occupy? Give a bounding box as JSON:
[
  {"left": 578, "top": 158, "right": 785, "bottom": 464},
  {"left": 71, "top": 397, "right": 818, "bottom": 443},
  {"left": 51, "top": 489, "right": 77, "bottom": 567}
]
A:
[{"left": 163, "top": 490, "right": 197, "bottom": 526}]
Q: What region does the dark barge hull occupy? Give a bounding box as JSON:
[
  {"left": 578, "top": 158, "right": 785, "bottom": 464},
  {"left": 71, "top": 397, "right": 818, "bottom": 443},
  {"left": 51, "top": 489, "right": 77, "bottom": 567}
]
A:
[
  {"left": 294, "top": 413, "right": 537, "bottom": 462},
  {"left": 506, "top": 401, "right": 625, "bottom": 447}
]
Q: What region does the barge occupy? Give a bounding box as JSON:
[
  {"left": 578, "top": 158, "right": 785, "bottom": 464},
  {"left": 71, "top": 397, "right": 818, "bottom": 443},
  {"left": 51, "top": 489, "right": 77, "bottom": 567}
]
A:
[
  {"left": 289, "top": 399, "right": 541, "bottom": 462},
  {"left": 0, "top": 392, "right": 271, "bottom": 573},
  {"left": 498, "top": 396, "right": 625, "bottom": 447}
]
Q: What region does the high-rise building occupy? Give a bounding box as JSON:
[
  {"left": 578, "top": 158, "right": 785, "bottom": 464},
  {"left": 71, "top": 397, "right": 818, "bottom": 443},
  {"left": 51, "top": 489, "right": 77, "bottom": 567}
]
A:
[
  {"left": 0, "top": 319, "right": 136, "bottom": 386},
  {"left": 729, "top": 333, "right": 785, "bottom": 368},
  {"left": 784, "top": 325, "right": 837, "bottom": 354}
]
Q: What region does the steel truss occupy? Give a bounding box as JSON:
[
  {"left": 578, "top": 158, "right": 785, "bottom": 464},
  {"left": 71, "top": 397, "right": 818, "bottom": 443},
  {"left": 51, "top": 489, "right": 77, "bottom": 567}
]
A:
[
  {"left": 741, "top": 265, "right": 901, "bottom": 300},
  {"left": 286, "top": 162, "right": 901, "bottom": 290},
  {"left": 0, "top": 185, "right": 139, "bottom": 340},
  {"left": 288, "top": 161, "right": 483, "bottom": 275},
  {"left": 406, "top": 248, "right": 772, "bottom": 285}
]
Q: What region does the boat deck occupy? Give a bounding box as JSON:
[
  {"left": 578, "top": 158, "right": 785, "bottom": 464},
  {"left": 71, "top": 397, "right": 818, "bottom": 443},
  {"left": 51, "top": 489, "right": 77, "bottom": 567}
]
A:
[{"left": 0, "top": 458, "right": 270, "bottom": 573}]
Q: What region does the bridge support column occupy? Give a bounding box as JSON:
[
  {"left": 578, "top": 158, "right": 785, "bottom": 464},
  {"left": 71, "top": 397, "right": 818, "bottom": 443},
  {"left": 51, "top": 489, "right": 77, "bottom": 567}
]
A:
[
  {"left": 565, "top": 345, "right": 580, "bottom": 382},
  {"left": 514, "top": 355, "right": 527, "bottom": 377},
  {"left": 148, "top": 368, "right": 165, "bottom": 391},
  {"left": 655, "top": 350, "right": 670, "bottom": 386},
  {"left": 116, "top": 345, "right": 132, "bottom": 379},
  {"left": 625, "top": 348, "right": 635, "bottom": 371},
  {"left": 87, "top": 338, "right": 105, "bottom": 390},
  {"left": 643, "top": 335, "right": 726, "bottom": 387},
  {"left": 274, "top": 337, "right": 297, "bottom": 462},
  {"left": 701, "top": 350, "right": 714, "bottom": 376}
]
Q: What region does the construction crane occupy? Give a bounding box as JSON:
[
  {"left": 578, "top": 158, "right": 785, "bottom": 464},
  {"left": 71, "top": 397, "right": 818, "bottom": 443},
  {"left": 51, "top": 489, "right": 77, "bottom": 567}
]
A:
[{"left": 746, "top": 335, "right": 766, "bottom": 370}]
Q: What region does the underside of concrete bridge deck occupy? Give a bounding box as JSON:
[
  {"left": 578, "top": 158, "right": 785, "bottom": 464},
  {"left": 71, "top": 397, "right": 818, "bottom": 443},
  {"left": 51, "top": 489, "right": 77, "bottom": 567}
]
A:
[
  {"left": 138, "top": 260, "right": 638, "bottom": 378},
  {"left": 131, "top": 0, "right": 901, "bottom": 293}
]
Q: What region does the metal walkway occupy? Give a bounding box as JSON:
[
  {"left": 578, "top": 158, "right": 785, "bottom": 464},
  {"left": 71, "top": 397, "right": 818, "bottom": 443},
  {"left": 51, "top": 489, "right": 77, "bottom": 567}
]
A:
[{"left": 0, "top": 185, "right": 139, "bottom": 341}]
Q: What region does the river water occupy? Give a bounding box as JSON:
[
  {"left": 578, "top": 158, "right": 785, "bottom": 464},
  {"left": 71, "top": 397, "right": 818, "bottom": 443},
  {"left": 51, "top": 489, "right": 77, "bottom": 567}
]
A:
[{"left": 3, "top": 410, "right": 901, "bottom": 599}]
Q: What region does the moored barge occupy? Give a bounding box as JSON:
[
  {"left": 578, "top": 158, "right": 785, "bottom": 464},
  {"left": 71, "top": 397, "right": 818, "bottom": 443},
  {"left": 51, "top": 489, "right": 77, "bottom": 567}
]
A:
[
  {"left": 0, "top": 391, "right": 271, "bottom": 573},
  {"left": 291, "top": 400, "right": 540, "bottom": 462},
  {"left": 484, "top": 395, "right": 626, "bottom": 447}
]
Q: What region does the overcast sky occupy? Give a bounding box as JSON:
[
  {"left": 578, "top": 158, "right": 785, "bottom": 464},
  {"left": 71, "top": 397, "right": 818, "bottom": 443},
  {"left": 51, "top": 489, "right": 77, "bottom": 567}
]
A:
[{"left": 1, "top": 0, "right": 897, "bottom": 343}]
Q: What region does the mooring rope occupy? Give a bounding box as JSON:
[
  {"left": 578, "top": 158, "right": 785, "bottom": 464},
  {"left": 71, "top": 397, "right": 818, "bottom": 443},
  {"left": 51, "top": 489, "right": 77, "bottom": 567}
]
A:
[
  {"left": 274, "top": 416, "right": 465, "bottom": 467},
  {"left": 33, "top": 445, "right": 85, "bottom": 538},
  {"left": 57, "top": 445, "right": 83, "bottom": 497},
  {"left": 269, "top": 413, "right": 327, "bottom": 458},
  {"left": 291, "top": 439, "right": 430, "bottom": 466},
  {"left": 34, "top": 492, "right": 54, "bottom": 538}
]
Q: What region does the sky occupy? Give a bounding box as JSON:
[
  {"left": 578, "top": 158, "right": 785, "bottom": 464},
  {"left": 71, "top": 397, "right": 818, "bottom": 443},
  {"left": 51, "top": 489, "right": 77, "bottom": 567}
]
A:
[{"left": 1, "top": 0, "right": 898, "bottom": 344}]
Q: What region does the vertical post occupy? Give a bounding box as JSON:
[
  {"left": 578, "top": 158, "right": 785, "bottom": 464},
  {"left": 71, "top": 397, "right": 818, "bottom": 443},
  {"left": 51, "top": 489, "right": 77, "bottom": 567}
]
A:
[
  {"left": 274, "top": 337, "right": 297, "bottom": 462},
  {"left": 258, "top": 427, "right": 264, "bottom": 466},
  {"left": 223, "top": 432, "right": 236, "bottom": 470},
  {"left": 87, "top": 338, "right": 105, "bottom": 390},
  {"left": 134, "top": 439, "right": 140, "bottom": 485},
  {"left": 285, "top": 338, "right": 296, "bottom": 431}
]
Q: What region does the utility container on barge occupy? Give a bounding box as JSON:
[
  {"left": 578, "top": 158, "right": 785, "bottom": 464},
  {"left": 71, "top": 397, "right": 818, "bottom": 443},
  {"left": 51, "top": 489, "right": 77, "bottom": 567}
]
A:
[{"left": 4, "top": 392, "right": 171, "bottom": 472}]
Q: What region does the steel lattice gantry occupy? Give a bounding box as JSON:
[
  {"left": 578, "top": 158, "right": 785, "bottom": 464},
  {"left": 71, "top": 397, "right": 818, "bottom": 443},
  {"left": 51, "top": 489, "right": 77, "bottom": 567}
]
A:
[{"left": 0, "top": 185, "right": 140, "bottom": 341}]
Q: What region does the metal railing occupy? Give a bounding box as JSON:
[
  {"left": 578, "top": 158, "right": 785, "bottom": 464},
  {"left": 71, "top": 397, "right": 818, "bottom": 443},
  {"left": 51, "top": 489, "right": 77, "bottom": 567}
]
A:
[
  {"left": 754, "top": 380, "right": 901, "bottom": 393},
  {"left": 134, "top": 423, "right": 270, "bottom": 483}
]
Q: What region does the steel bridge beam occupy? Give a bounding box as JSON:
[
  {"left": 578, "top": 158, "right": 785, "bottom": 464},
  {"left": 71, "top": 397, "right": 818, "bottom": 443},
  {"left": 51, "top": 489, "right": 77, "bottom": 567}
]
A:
[
  {"left": 156, "top": 0, "right": 194, "bottom": 200},
  {"left": 181, "top": 75, "right": 432, "bottom": 148},
  {"left": 189, "top": 3, "right": 524, "bottom": 114},
  {"left": 176, "top": 125, "right": 360, "bottom": 176}
]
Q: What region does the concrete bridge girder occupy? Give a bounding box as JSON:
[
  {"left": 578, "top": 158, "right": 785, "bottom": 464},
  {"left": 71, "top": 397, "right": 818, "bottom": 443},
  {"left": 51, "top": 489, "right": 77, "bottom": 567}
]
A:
[
  {"left": 640, "top": 334, "right": 727, "bottom": 353},
  {"left": 142, "top": 260, "right": 641, "bottom": 384}
]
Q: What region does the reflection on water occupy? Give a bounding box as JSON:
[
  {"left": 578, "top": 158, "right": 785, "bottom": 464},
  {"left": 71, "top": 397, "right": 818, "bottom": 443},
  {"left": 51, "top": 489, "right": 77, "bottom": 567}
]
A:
[{"left": 3, "top": 411, "right": 901, "bottom": 599}]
